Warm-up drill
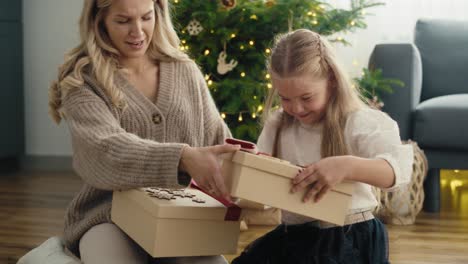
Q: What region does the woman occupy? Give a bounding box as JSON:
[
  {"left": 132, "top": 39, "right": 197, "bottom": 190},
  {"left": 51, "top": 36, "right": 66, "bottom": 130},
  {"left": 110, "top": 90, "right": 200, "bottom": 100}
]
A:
[{"left": 49, "top": 0, "right": 237, "bottom": 263}]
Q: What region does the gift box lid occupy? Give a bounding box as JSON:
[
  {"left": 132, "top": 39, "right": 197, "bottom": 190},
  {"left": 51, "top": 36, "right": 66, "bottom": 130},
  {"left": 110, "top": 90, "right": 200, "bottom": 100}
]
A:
[
  {"left": 226, "top": 151, "right": 354, "bottom": 195},
  {"left": 115, "top": 188, "right": 232, "bottom": 221}
]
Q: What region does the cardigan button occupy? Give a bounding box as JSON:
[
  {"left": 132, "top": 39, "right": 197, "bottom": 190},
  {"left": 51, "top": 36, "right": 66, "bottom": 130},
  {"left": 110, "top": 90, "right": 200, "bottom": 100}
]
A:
[{"left": 152, "top": 113, "right": 162, "bottom": 124}]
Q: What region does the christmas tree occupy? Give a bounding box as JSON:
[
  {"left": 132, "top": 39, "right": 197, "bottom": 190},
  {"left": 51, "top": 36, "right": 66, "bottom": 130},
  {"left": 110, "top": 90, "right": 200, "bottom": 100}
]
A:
[{"left": 172, "top": 0, "right": 383, "bottom": 141}]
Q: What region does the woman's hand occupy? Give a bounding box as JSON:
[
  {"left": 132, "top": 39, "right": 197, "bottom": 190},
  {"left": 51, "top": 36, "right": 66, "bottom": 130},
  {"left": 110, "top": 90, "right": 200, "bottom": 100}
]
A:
[
  {"left": 290, "top": 156, "right": 355, "bottom": 203},
  {"left": 180, "top": 144, "right": 240, "bottom": 201}
]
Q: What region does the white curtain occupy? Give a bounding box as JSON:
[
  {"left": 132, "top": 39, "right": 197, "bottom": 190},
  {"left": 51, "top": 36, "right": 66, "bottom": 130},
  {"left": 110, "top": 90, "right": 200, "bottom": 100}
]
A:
[{"left": 323, "top": 0, "right": 468, "bottom": 77}]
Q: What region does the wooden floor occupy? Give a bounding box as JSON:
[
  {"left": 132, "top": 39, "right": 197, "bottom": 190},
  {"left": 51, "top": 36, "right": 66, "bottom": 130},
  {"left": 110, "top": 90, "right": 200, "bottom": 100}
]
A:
[{"left": 1, "top": 171, "right": 468, "bottom": 264}]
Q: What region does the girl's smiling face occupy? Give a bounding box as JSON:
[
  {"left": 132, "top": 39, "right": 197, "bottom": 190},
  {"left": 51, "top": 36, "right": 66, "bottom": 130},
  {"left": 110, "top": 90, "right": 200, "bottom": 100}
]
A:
[{"left": 273, "top": 75, "right": 331, "bottom": 125}]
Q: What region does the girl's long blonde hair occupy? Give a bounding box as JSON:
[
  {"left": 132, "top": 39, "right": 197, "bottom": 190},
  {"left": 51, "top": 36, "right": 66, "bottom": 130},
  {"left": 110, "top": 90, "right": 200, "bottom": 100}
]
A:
[
  {"left": 264, "top": 29, "right": 367, "bottom": 158},
  {"left": 49, "top": 0, "right": 188, "bottom": 123}
]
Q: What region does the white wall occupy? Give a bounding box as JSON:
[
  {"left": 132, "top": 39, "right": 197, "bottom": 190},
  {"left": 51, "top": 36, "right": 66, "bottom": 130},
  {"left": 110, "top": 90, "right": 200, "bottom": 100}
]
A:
[
  {"left": 23, "top": 0, "right": 82, "bottom": 156},
  {"left": 23, "top": 0, "right": 468, "bottom": 156},
  {"left": 327, "top": 0, "right": 468, "bottom": 77}
]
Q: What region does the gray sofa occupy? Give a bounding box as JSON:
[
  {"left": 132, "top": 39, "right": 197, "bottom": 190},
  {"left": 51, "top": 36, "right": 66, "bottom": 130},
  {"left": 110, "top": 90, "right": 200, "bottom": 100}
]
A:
[{"left": 368, "top": 19, "right": 468, "bottom": 212}]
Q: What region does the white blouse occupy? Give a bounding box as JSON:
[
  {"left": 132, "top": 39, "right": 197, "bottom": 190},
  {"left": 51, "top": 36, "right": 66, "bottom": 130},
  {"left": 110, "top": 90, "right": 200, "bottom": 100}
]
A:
[{"left": 257, "top": 108, "right": 414, "bottom": 225}]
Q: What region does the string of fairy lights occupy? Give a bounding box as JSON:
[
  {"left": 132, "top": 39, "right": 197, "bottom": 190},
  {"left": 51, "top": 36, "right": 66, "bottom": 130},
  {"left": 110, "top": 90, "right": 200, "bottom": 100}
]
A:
[{"left": 178, "top": 34, "right": 272, "bottom": 122}]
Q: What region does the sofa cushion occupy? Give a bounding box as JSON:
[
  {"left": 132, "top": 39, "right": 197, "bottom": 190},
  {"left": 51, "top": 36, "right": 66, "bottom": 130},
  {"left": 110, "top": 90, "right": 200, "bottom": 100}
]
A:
[
  {"left": 415, "top": 19, "right": 468, "bottom": 101},
  {"left": 413, "top": 94, "right": 468, "bottom": 150}
]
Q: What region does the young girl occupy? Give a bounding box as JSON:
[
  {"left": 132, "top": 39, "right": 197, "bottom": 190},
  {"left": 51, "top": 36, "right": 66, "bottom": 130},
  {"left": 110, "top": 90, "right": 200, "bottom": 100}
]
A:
[{"left": 232, "top": 29, "right": 413, "bottom": 263}]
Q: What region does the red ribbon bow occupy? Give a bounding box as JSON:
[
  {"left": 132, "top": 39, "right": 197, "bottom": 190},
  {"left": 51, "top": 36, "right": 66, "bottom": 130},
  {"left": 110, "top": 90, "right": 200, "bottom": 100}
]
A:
[{"left": 189, "top": 180, "right": 241, "bottom": 221}]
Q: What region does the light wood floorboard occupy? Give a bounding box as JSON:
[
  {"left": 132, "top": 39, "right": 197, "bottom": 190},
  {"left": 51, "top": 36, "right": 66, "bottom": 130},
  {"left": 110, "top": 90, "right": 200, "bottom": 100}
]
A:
[{"left": 1, "top": 172, "right": 467, "bottom": 264}]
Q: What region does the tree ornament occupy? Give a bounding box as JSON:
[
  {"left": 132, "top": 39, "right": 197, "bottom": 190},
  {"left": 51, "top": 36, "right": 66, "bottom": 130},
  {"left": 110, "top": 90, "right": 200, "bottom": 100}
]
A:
[
  {"left": 221, "top": 0, "right": 236, "bottom": 9},
  {"left": 217, "top": 51, "right": 238, "bottom": 75},
  {"left": 265, "top": 0, "right": 276, "bottom": 7},
  {"left": 186, "top": 19, "right": 203, "bottom": 36}
]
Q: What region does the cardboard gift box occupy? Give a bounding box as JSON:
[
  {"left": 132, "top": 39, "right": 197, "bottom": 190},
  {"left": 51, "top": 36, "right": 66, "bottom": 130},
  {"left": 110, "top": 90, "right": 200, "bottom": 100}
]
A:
[
  {"left": 111, "top": 187, "right": 240, "bottom": 257},
  {"left": 222, "top": 151, "right": 354, "bottom": 225}
]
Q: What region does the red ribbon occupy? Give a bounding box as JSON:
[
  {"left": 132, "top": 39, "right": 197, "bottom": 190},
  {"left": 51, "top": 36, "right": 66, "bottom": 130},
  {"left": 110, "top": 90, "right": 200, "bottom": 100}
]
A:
[{"left": 189, "top": 180, "right": 241, "bottom": 221}]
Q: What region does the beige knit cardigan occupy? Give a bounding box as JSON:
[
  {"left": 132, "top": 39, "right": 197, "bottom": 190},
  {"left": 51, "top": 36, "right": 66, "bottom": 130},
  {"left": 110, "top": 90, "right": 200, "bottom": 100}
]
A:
[{"left": 60, "top": 60, "right": 231, "bottom": 255}]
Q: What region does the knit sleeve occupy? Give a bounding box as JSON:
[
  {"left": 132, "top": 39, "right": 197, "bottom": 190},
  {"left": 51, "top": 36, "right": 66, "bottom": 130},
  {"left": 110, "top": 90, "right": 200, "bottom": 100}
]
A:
[
  {"left": 191, "top": 63, "right": 232, "bottom": 146},
  {"left": 345, "top": 108, "right": 414, "bottom": 192},
  {"left": 62, "top": 86, "right": 187, "bottom": 191}
]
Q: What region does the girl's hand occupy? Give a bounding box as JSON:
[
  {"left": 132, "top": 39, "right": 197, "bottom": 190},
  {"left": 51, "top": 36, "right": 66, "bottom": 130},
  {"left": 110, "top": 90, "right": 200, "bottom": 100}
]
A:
[
  {"left": 180, "top": 144, "right": 240, "bottom": 201},
  {"left": 290, "top": 156, "right": 354, "bottom": 203}
]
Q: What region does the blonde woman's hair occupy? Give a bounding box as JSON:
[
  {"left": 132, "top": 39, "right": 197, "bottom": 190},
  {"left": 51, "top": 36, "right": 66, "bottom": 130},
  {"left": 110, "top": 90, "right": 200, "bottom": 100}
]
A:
[
  {"left": 49, "top": 0, "right": 188, "bottom": 123},
  {"left": 264, "top": 29, "right": 367, "bottom": 158}
]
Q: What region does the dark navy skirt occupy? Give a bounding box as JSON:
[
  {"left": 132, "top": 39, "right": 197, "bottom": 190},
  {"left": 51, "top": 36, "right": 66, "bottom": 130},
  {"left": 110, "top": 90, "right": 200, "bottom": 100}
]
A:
[{"left": 232, "top": 218, "right": 390, "bottom": 264}]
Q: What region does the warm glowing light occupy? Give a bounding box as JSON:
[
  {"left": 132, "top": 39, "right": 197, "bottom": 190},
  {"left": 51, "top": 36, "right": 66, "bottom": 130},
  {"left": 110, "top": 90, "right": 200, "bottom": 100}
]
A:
[
  {"left": 249, "top": 40, "right": 255, "bottom": 46},
  {"left": 265, "top": 48, "right": 271, "bottom": 54},
  {"left": 221, "top": 113, "right": 226, "bottom": 119},
  {"left": 204, "top": 49, "right": 210, "bottom": 56},
  {"left": 238, "top": 113, "right": 243, "bottom": 122},
  {"left": 267, "top": 83, "right": 273, "bottom": 89},
  {"left": 241, "top": 72, "right": 246, "bottom": 77},
  {"left": 441, "top": 179, "right": 448, "bottom": 187},
  {"left": 265, "top": 73, "right": 271, "bottom": 79},
  {"left": 450, "top": 180, "right": 463, "bottom": 192},
  {"left": 231, "top": 33, "right": 236, "bottom": 38}
]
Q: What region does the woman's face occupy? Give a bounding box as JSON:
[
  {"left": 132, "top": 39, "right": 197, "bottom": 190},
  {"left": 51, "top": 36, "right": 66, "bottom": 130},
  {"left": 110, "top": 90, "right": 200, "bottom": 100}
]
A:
[
  {"left": 273, "top": 74, "right": 331, "bottom": 125},
  {"left": 104, "top": 0, "right": 155, "bottom": 60}
]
